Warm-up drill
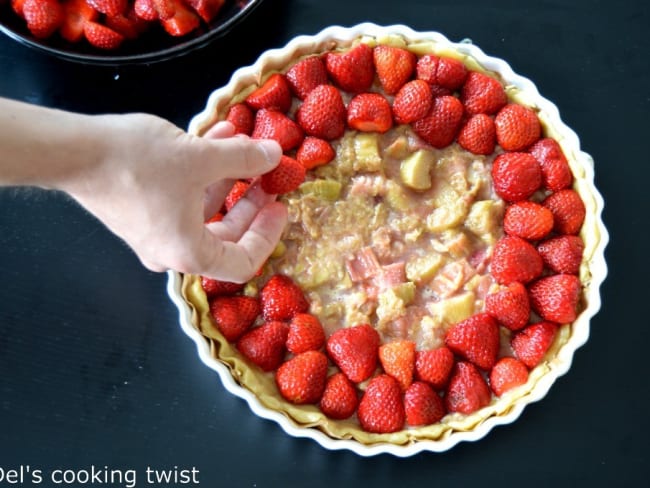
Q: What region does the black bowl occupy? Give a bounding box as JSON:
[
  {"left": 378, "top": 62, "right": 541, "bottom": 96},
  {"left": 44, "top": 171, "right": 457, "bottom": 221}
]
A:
[{"left": 0, "top": 0, "right": 264, "bottom": 65}]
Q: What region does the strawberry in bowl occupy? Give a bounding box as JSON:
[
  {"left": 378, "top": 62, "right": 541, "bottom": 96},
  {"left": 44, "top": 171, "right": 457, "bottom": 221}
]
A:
[{"left": 166, "top": 24, "right": 608, "bottom": 456}]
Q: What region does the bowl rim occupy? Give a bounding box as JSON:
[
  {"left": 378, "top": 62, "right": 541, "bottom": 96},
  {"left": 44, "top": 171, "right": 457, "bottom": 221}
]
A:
[
  {"left": 0, "top": 0, "right": 264, "bottom": 65},
  {"left": 167, "top": 22, "right": 609, "bottom": 457}
]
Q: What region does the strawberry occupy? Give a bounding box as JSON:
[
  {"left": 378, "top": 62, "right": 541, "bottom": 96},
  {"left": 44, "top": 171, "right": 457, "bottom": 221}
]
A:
[
  {"left": 275, "top": 350, "right": 328, "bottom": 404},
  {"left": 245, "top": 73, "right": 292, "bottom": 113},
  {"left": 457, "top": 113, "right": 496, "bottom": 155},
  {"left": 86, "top": 0, "right": 127, "bottom": 16},
  {"left": 59, "top": 0, "right": 99, "bottom": 43},
  {"left": 209, "top": 295, "right": 260, "bottom": 342},
  {"left": 223, "top": 180, "right": 249, "bottom": 211},
  {"left": 346, "top": 93, "right": 393, "bottom": 133},
  {"left": 83, "top": 21, "right": 124, "bottom": 50},
  {"left": 326, "top": 323, "right": 380, "bottom": 383},
  {"left": 134, "top": 0, "right": 157, "bottom": 21},
  {"left": 11, "top": 0, "right": 27, "bottom": 17},
  {"left": 205, "top": 211, "right": 223, "bottom": 223},
  {"left": 104, "top": 9, "right": 148, "bottom": 40},
  {"left": 285, "top": 55, "right": 329, "bottom": 100},
  {"left": 528, "top": 274, "right": 582, "bottom": 323},
  {"left": 503, "top": 200, "right": 554, "bottom": 241},
  {"left": 23, "top": 0, "right": 63, "bottom": 39},
  {"left": 491, "top": 235, "right": 544, "bottom": 285},
  {"left": 491, "top": 152, "right": 542, "bottom": 202},
  {"left": 161, "top": 0, "right": 199, "bottom": 36},
  {"left": 259, "top": 274, "right": 309, "bottom": 322},
  {"left": 542, "top": 189, "right": 586, "bottom": 235},
  {"left": 296, "top": 137, "right": 335, "bottom": 170},
  {"left": 200, "top": 275, "right": 244, "bottom": 297},
  {"left": 494, "top": 103, "right": 541, "bottom": 151},
  {"left": 414, "top": 346, "right": 454, "bottom": 390},
  {"left": 357, "top": 374, "right": 405, "bottom": 433},
  {"left": 260, "top": 154, "right": 306, "bottom": 194},
  {"left": 392, "top": 79, "right": 433, "bottom": 125},
  {"left": 373, "top": 45, "right": 417, "bottom": 95},
  {"left": 184, "top": 0, "right": 224, "bottom": 23},
  {"left": 286, "top": 313, "right": 326, "bottom": 354},
  {"left": 537, "top": 235, "right": 585, "bottom": 275},
  {"left": 152, "top": 0, "right": 175, "bottom": 20},
  {"left": 460, "top": 71, "right": 507, "bottom": 115},
  {"left": 378, "top": 340, "right": 416, "bottom": 391},
  {"left": 445, "top": 361, "right": 492, "bottom": 414},
  {"left": 412, "top": 95, "right": 464, "bottom": 149},
  {"left": 489, "top": 357, "right": 529, "bottom": 396},
  {"left": 416, "top": 54, "right": 467, "bottom": 90},
  {"left": 511, "top": 321, "right": 558, "bottom": 368},
  {"left": 529, "top": 138, "right": 572, "bottom": 191},
  {"left": 445, "top": 313, "right": 500, "bottom": 371},
  {"left": 225, "top": 103, "right": 254, "bottom": 135},
  {"left": 237, "top": 321, "right": 289, "bottom": 372},
  {"left": 296, "top": 84, "right": 346, "bottom": 140},
  {"left": 323, "top": 43, "right": 375, "bottom": 93},
  {"left": 485, "top": 281, "right": 530, "bottom": 331},
  {"left": 404, "top": 381, "right": 446, "bottom": 426},
  {"left": 319, "top": 372, "right": 359, "bottom": 420},
  {"left": 251, "top": 109, "right": 304, "bottom": 151}
]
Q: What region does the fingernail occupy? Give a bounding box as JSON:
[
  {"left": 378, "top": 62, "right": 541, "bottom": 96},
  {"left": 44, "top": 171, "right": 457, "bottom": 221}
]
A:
[{"left": 258, "top": 139, "right": 282, "bottom": 167}]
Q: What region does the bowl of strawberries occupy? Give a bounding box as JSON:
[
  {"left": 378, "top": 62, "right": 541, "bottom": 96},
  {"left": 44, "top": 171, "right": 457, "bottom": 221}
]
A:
[{"left": 0, "top": 0, "right": 263, "bottom": 64}]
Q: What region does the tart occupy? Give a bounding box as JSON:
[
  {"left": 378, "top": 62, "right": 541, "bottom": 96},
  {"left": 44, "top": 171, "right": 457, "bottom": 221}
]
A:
[{"left": 167, "top": 24, "right": 608, "bottom": 455}]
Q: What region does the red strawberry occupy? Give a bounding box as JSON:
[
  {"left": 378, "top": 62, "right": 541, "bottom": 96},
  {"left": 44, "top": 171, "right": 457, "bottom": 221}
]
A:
[
  {"left": 205, "top": 211, "right": 223, "bottom": 223},
  {"left": 326, "top": 324, "right": 380, "bottom": 383},
  {"left": 11, "top": 0, "right": 27, "bottom": 17},
  {"left": 259, "top": 274, "right": 309, "bottom": 322},
  {"left": 494, "top": 103, "right": 541, "bottom": 151},
  {"left": 86, "top": 0, "right": 127, "bottom": 16},
  {"left": 23, "top": 0, "right": 63, "bottom": 38},
  {"left": 415, "top": 54, "right": 440, "bottom": 84},
  {"left": 296, "top": 137, "right": 335, "bottom": 170},
  {"left": 460, "top": 71, "right": 507, "bottom": 115},
  {"left": 529, "top": 138, "right": 573, "bottom": 190},
  {"left": 373, "top": 45, "right": 417, "bottom": 95},
  {"left": 346, "top": 93, "right": 393, "bottom": 133},
  {"left": 511, "top": 321, "right": 558, "bottom": 368},
  {"left": 491, "top": 152, "right": 542, "bottom": 202},
  {"left": 223, "top": 180, "right": 249, "bottom": 211},
  {"left": 245, "top": 73, "right": 292, "bottom": 113},
  {"left": 59, "top": 0, "right": 99, "bottom": 43},
  {"left": 184, "top": 0, "right": 224, "bottom": 23},
  {"left": 357, "top": 374, "right": 405, "bottom": 433},
  {"left": 485, "top": 281, "right": 530, "bottom": 331},
  {"left": 392, "top": 79, "right": 433, "bottom": 125},
  {"left": 416, "top": 54, "right": 468, "bottom": 90},
  {"left": 285, "top": 56, "right": 329, "bottom": 100},
  {"left": 251, "top": 109, "right": 304, "bottom": 151},
  {"left": 445, "top": 313, "right": 500, "bottom": 370},
  {"left": 200, "top": 275, "right": 244, "bottom": 297},
  {"left": 445, "top": 361, "right": 492, "bottom": 414},
  {"left": 209, "top": 295, "right": 260, "bottom": 342},
  {"left": 134, "top": 0, "right": 157, "bottom": 21},
  {"left": 528, "top": 274, "right": 582, "bottom": 323},
  {"left": 378, "top": 340, "right": 415, "bottom": 391},
  {"left": 404, "top": 381, "right": 446, "bottom": 426},
  {"left": 225, "top": 103, "right": 254, "bottom": 135},
  {"left": 237, "top": 321, "right": 289, "bottom": 371},
  {"left": 414, "top": 346, "right": 455, "bottom": 390},
  {"left": 491, "top": 235, "right": 544, "bottom": 285},
  {"left": 542, "top": 189, "right": 586, "bottom": 235},
  {"left": 319, "top": 372, "right": 358, "bottom": 420},
  {"left": 260, "top": 154, "right": 306, "bottom": 194},
  {"left": 412, "top": 95, "right": 464, "bottom": 149},
  {"left": 537, "top": 235, "right": 585, "bottom": 275},
  {"left": 161, "top": 0, "right": 199, "bottom": 36},
  {"left": 323, "top": 43, "right": 374, "bottom": 93},
  {"left": 503, "top": 200, "right": 554, "bottom": 241},
  {"left": 457, "top": 113, "right": 496, "bottom": 155},
  {"left": 489, "top": 357, "right": 529, "bottom": 396},
  {"left": 104, "top": 9, "right": 148, "bottom": 40},
  {"left": 83, "top": 21, "right": 124, "bottom": 50},
  {"left": 275, "top": 350, "right": 328, "bottom": 404},
  {"left": 296, "top": 84, "right": 346, "bottom": 140},
  {"left": 286, "top": 313, "right": 326, "bottom": 354},
  {"left": 152, "top": 0, "right": 174, "bottom": 19}
]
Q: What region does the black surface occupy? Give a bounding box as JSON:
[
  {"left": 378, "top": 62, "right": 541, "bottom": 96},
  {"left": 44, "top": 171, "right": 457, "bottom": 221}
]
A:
[{"left": 0, "top": 0, "right": 648, "bottom": 486}]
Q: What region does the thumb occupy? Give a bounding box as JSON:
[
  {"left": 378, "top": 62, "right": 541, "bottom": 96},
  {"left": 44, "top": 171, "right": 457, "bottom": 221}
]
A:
[{"left": 202, "top": 137, "right": 282, "bottom": 181}]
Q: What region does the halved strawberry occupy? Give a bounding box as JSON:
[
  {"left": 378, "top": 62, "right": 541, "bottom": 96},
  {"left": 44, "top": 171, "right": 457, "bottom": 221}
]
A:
[
  {"left": 457, "top": 113, "right": 496, "bottom": 155},
  {"left": 319, "top": 372, "right": 359, "bottom": 420},
  {"left": 209, "top": 295, "right": 260, "bottom": 342},
  {"left": 542, "top": 189, "right": 586, "bottom": 235},
  {"left": 445, "top": 313, "right": 500, "bottom": 371},
  {"left": 161, "top": 0, "right": 199, "bottom": 36},
  {"left": 489, "top": 357, "right": 529, "bottom": 396},
  {"left": 373, "top": 45, "right": 417, "bottom": 95},
  {"left": 416, "top": 54, "right": 468, "bottom": 90},
  {"left": 83, "top": 21, "right": 124, "bottom": 50},
  {"left": 275, "top": 350, "right": 328, "bottom": 404},
  {"left": 392, "top": 79, "right": 433, "bottom": 125},
  {"left": 225, "top": 103, "right": 254, "bottom": 135},
  {"left": 251, "top": 109, "right": 304, "bottom": 151},
  {"left": 285, "top": 55, "right": 329, "bottom": 100},
  {"left": 87, "top": 0, "right": 127, "bottom": 16},
  {"left": 490, "top": 235, "right": 544, "bottom": 285},
  {"left": 378, "top": 340, "right": 416, "bottom": 391},
  {"left": 59, "top": 0, "right": 99, "bottom": 43},
  {"left": 491, "top": 152, "right": 542, "bottom": 202},
  {"left": 224, "top": 180, "right": 249, "bottom": 212},
  {"left": 461, "top": 71, "right": 507, "bottom": 115},
  {"left": 237, "top": 321, "right": 289, "bottom": 372},
  {"left": 326, "top": 323, "right": 380, "bottom": 383},
  {"left": 259, "top": 274, "right": 309, "bottom": 322},
  {"left": 404, "top": 381, "right": 446, "bottom": 426},
  {"left": 503, "top": 200, "right": 554, "bottom": 241},
  {"left": 495, "top": 103, "right": 541, "bottom": 151},
  {"left": 537, "top": 235, "right": 585, "bottom": 275},
  {"left": 485, "top": 281, "right": 530, "bottom": 331},
  {"left": 511, "top": 321, "right": 558, "bottom": 368},
  {"left": 357, "top": 374, "right": 405, "bottom": 433},
  {"left": 23, "top": 0, "right": 63, "bottom": 39},
  {"left": 152, "top": 0, "right": 175, "bottom": 20},
  {"left": 529, "top": 138, "right": 573, "bottom": 191},
  {"left": 296, "top": 84, "right": 346, "bottom": 140},
  {"left": 528, "top": 274, "right": 582, "bottom": 323},
  {"left": 245, "top": 73, "right": 292, "bottom": 113},
  {"left": 134, "top": 0, "right": 158, "bottom": 21},
  {"left": 184, "top": 0, "right": 224, "bottom": 23},
  {"left": 11, "top": 0, "right": 27, "bottom": 17},
  {"left": 412, "top": 95, "right": 464, "bottom": 148},
  {"left": 200, "top": 275, "right": 244, "bottom": 298},
  {"left": 323, "top": 43, "right": 374, "bottom": 93},
  {"left": 260, "top": 155, "right": 306, "bottom": 195},
  {"left": 104, "top": 6, "right": 148, "bottom": 40},
  {"left": 286, "top": 313, "right": 326, "bottom": 354},
  {"left": 414, "top": 346, "right": 454, "bottom": 390},
  {"left": 296, "top": 137, "right": 335, "bottom": 170},
  {"left": 445, "top": 361, "right": 492, "bottom": 414},
  {"left": 347, "top": 93, "right": 393, "bottom": 133}
]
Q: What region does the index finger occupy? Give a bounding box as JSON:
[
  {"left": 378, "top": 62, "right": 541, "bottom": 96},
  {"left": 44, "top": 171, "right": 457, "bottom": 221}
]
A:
[{"left": 201, "top": 136, "right": 282, "bottom": 181}]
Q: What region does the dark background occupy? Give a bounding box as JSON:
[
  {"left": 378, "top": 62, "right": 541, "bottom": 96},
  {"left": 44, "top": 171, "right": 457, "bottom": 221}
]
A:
[{"left": 1, "top": 0, "right": 648, "bottom": 486}]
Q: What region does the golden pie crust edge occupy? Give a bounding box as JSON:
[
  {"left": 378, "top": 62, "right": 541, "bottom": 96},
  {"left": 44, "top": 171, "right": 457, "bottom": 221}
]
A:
[{"left": 173, "top": 24, "right": 608, "bottom": 452}]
